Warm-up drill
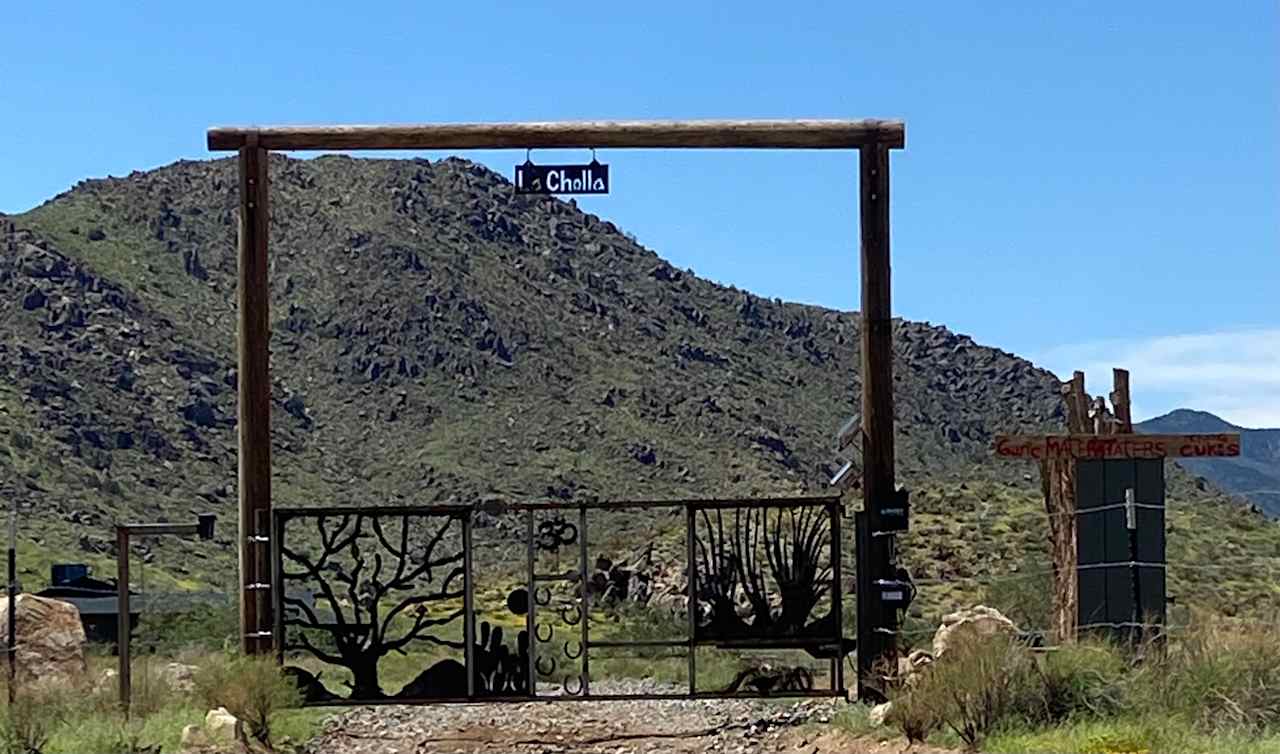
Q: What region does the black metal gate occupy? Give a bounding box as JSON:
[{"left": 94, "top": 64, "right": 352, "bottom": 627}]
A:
[{"left": 271, "top": 496, "right": 850, "bottom": 704}]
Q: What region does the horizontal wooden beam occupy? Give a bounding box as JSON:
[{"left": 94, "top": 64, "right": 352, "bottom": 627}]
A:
[
  {"left": 206, "top": 119, "right": 905, "bottom": 152},
  {"left": 994, "top": 433, "right": 1241, "bottom": 461}
]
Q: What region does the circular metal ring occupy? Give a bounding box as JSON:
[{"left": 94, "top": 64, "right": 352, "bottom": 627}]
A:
[
  {"left": 562, "top": 674, "right": 584, "bottom": 696},
  {"left": 534, "top": 586, "right": 553, "bottom": 607},
  {"left": 563, "top": 640, "right": 583, "bottom": 660},
  {"left": 535, "top": 655, "right": 557, "bottom": 678},
  {"left": 559, "top": 603, "right": 582, "bottom": 626},
  {"left": 535, "top": 622, "right": 555, "bottom": 643}
]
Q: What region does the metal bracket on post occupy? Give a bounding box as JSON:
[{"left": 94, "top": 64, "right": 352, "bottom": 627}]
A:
[{"left": 250, "top": 509, "right": 273, "bottom": 656}]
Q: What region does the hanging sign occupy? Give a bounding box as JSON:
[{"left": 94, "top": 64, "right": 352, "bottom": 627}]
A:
[
  {"left": 515, "top": 159, "right": 609, "bottom": 195},
  {"left": 993, "top": 433, "right": 1241, "bottom": 460}
]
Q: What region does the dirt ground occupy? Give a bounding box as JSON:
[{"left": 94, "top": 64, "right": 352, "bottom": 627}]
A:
[{"left": 300, "top": 680, "right": 954, "bottom": 754}]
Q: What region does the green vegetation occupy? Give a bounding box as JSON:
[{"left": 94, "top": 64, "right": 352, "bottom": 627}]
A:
[
  {"left": 0, "top": 654, "right": 323, "bottom": 754},
  {"left": 193, "top": 654, "right": 304, "bottom": 750},
  {"left": 883, "top": 618, "right": 1280, "bottom": 753}
]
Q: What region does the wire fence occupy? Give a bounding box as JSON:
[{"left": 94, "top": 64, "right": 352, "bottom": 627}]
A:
[{"left": 880, "top": 495, "right": 1280, "bottom": 649}]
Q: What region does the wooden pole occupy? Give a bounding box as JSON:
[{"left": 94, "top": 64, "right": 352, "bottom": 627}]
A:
[
  {"left": 1041, "top": 372, "right": 1087, "bottom": 642},
  {"left": 856, "top": 143, "right": 896, "bottom": 699},
  {"left": 1111, "top": 369, "right": 1133, "bottom": 434},
  {"left": 238, "top": 143, "right": 272, "bottom": 655}
]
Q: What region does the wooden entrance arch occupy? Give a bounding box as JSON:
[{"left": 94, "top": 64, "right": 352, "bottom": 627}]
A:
[{"left": 204, "top": 120, "right": 906, "bottom": 685}]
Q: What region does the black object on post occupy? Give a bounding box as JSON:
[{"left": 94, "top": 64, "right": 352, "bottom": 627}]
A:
[
  {"left": 874, "top": 488, "right": 910, "bottom": 535},
  {"left": 197, "top": 513, "right": 216, "bottom": 541}
]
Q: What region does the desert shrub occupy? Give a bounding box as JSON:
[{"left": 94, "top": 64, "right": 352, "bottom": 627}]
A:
[
  {"left": 120, "top": 661, "right": 183, "bottom": 719},
  {"left": 886, "top": 682, "right": 942, "bottom": 744},
  {"left": 0, "top": 683, "right": 72, "bottom": 754},
  {"left": 193, "top": 654, "right": 301, "bottom": 751},
  {"left": 872, "top": 653, "right": 939, "bottom": 744},
  {"left": 890, "top": 634, "right": 1033, "bottom": 750},
  {"left": 1129, "top": 617, "right": 1280, "bottom": 732},
  {"left": 1015, "top": 640, "right": 1128, "bottom": 724}
]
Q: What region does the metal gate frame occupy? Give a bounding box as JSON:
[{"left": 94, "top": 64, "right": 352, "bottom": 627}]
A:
[{"left": 272, "top": 495, "right": 849, "bottom": 705}]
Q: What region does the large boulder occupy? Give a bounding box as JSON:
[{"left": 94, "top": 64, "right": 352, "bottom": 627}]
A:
[
  {"left": 0, "top": 594, "right": 87, "bottom": 685},
  {"left": 932, "top": 605, "right": 1018, "bottom": 658}
]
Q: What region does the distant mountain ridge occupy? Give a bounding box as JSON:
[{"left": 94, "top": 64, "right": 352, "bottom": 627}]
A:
[{"left": 1138, "top": 409, "right": 1280, "bottom": 517}]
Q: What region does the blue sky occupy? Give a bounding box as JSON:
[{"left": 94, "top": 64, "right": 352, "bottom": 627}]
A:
[{"left": 3, "top": 1, "right": 1276, "bottom": 425}]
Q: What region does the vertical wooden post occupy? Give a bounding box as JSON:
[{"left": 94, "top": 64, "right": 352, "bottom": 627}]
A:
[
  {"left": 1111, "top": 369, "right": 1133, "bottom": 434},
  {"left": 116, "top": 526, "right": 131, "bottom": 714},
  {"left": 238, "top": 141, "right": 272, "bottom": 655},
  {"left": 856, "top": 143, "right": 896, "bottom": 699}
]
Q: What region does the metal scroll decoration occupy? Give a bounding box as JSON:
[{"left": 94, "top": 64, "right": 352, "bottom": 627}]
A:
[{"left": 535, "top": 516, "right": 578, "bottom": 553}]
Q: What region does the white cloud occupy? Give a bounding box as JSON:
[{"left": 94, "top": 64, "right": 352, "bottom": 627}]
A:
[{"left": 1034, "top": 328, "right": 1280, "bottom": 429}]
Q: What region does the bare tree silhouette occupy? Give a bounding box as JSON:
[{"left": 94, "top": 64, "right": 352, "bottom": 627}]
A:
[{"left": 280, "top": 512, "right": 465, "bottom": 699}]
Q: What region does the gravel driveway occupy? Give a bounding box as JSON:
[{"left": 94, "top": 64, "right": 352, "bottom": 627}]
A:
[{"left": 300, "top": 680, "right": 863, "bottom": 754}]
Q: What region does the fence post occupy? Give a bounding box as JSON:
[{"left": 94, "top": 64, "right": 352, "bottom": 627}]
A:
[
  {"left": 1125, "top": 488, "right": 1142, "bottom": 644},
  {"left": 116, "top": 526, "right": 131, "bottom": 716}
]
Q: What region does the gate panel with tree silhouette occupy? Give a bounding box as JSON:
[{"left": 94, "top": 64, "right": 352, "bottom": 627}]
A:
[{"left": 273, "top": 496, "right": 849, "bottom": 704}]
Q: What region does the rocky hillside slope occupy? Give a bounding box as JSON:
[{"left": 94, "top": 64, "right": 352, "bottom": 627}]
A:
[{"left": 2, "top": 155, "right": 1276, "bottom": 622}]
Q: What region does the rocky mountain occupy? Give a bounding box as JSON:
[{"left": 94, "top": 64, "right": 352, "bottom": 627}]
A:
[
  {"left": 2, "top": 155, "right": 1276, "bottom": 622},
  {"left": 1138, "top": 409, "right": 1280, "bottom": 518}
]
